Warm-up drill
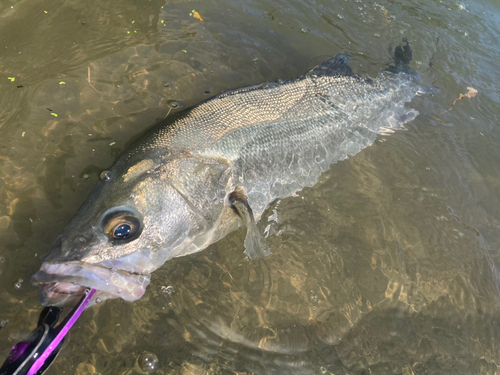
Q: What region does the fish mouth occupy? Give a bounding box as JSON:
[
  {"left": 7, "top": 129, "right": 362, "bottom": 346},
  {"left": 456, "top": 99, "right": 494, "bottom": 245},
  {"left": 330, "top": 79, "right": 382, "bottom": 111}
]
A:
[{"left": 31, "top": 262, "right": 151, "bottom": 307}]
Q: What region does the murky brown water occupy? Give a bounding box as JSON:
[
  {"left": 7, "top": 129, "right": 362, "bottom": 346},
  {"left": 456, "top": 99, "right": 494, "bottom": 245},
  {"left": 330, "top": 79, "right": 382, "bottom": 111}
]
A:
[{"left": 1, "top": 0, "right": 500, "bottom": 374}]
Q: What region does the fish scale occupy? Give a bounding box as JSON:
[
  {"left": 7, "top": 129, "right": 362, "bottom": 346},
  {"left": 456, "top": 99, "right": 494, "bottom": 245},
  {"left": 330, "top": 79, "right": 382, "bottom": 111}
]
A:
[
  {"left": 181, "top": 72, "right": 419, "bottom": 217},
  {"left": 132, "top": 69, "right": 418, "bottom": 221}
]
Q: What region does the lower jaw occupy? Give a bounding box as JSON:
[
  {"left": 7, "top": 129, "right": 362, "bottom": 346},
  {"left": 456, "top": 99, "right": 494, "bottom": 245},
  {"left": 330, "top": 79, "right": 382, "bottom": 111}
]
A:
[
  {"left": 39, "top": 282, "right": 113, "bottom": 307},
  {"left": 40, "top": 282, "right": 83, "bottom": 306},
  {"left": 32, "top": 262, "right": 151, "bottom": 306}
]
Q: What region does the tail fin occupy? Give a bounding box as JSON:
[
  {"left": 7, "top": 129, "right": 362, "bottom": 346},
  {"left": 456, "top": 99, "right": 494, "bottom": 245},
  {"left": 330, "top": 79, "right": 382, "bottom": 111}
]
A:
[
  {"left": 394, "top": 39, "right": 413, "bottom": 65},
  {"left": 386, "top": 39, "right": 417, "bottom": 77}
]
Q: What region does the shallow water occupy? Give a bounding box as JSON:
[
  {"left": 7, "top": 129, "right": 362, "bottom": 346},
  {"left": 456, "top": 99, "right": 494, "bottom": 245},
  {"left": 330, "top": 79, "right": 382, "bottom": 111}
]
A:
[{"left": 1, "top": 0, "right": 500, "bottom": 374}]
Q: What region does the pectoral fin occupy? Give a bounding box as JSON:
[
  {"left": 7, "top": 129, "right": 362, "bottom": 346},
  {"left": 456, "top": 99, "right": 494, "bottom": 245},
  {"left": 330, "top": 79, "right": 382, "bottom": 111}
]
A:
[{"left": 228, "top": 187, "right": 270, "bottom": 260}]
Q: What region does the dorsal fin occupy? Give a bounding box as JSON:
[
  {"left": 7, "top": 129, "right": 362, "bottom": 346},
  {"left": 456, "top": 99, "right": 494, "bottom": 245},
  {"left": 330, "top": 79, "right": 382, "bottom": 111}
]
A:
[{"left": 306, "top": 53, "right": 353, "bottom": 77}]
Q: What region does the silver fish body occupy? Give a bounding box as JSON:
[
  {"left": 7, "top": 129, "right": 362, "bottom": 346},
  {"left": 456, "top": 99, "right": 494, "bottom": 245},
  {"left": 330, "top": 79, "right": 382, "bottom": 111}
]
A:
[{"left": 32, "top": 50, "right": 424, "bottom": 306}]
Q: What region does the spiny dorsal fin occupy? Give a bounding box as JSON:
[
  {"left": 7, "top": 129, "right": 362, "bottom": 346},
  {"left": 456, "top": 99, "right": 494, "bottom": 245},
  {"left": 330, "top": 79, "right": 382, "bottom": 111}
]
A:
[{"left": 306, "top": 53, "right": 353, "bottom": 78}]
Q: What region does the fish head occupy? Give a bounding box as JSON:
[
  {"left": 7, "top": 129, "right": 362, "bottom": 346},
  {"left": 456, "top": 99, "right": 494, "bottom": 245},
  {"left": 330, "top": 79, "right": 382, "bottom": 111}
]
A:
[{"left": 32, "top": 153, "right": 225, "bottom": 306}]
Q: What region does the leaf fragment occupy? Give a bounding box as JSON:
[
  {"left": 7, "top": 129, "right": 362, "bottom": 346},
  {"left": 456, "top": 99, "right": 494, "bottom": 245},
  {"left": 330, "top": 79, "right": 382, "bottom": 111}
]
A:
[
  {"left": 192, "top": 11, "right": 203, "bottom": 21},
  {"left": 7, "top": 77, "right": 15, "bottom": 82},
  {"left": 440, "top": 86, "right": 478, "bottom": 114},
  {"left": 464, "top": 87, "right": 477, "bottom": 98}
]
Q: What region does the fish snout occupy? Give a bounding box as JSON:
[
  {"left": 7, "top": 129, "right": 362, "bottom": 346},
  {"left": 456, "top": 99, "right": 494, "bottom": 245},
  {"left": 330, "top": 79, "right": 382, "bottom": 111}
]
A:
[{"left": 41, "top": 232, "right": 101, "bottom": 263}]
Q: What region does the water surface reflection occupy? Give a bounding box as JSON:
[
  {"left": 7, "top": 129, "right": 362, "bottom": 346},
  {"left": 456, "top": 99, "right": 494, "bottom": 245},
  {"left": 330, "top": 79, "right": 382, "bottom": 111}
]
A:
[{"left": 1, "top": 0, "right": 500, "bottom": 374}]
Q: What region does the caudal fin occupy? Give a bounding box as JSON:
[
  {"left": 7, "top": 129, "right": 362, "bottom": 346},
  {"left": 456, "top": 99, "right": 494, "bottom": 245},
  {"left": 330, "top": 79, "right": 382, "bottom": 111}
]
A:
[
  {"left": 394, "top": 39, "right": 413, "bottom": 65},
  {"left": 387, "top": 39, "right": 417, "bottom": 77}
]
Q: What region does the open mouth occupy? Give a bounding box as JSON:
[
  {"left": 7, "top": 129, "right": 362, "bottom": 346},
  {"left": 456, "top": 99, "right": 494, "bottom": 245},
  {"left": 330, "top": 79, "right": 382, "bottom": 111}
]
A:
[{"left": 32, "top": 262, "right": 151, "bottom": 307}]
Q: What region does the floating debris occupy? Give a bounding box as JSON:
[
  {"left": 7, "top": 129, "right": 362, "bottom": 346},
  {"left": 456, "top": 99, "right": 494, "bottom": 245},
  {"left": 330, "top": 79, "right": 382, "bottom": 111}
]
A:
[
  {"left": 59, "top": 81, "right": 66, "bottom": 85},
  {"left": 440, "top": 87, "right": 478, "bottom": 114},
  {"left": 50, "top": 113, "right": 58, "bottom": 117},
  {"left": 21, "top": 132, "right": 25, "bottom": 137},
  {"left": 7, "top": 77, "right": 15, "bottom": 82},
  {"left": 87, "top": 67, "right": 101, "bottom": 96},
  {"left": 191, "top": 10, "right": 203, "bottom": 21},
  {"left": 109, "top": 142, "right": 116, "bottom": 146}
]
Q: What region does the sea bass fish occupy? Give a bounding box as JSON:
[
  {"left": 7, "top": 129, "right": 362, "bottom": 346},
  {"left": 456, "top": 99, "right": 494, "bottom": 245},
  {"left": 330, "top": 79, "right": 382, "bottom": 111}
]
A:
[{"left": 32, "top": 42, "right": 427, "bottom": 306}]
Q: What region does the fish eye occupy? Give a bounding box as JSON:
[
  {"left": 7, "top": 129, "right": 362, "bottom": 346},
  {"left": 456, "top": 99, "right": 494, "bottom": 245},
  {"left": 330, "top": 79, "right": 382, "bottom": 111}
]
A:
[
  {"left": 102, "top": 210, "right": 142, "bottom": 242},
  {"left": 113, "top": 224, "right": 131, "bottom": 238}
]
